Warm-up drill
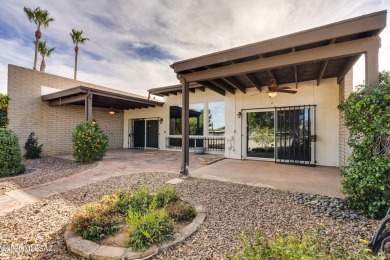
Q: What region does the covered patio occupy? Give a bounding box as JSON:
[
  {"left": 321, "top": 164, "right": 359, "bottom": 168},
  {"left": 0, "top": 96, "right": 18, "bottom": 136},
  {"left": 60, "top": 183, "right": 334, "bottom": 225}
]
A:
[{"left": 171, "top": 10, "right": 386, "bottom": 174}]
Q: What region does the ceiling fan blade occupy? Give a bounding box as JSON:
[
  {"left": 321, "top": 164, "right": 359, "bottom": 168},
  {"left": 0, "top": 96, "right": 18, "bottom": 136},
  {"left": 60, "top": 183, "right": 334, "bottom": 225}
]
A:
[
  {"left": 278, "top": 89, "right": 297, "bottom": 94},
  {"left": 277, "top": 86, "right": 292, "bottom": 90}
]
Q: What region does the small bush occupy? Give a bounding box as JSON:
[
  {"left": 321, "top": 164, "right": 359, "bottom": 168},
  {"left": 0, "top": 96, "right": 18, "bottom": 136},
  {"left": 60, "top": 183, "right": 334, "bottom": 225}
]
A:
[
  {"left": 72, "top": 121, "right": 108, "bottom": 163},
  {"left": 155, "top": 186, "right": 177, "bottom": 207},
  {"left": 116, "top": 190, "right": 132, "bottom": 215},
  {"left": 71, "top": 202, "right": 120, "bottom": 241},
  {"left": 24, "top": 132, "right": 43, "bottom": 159},
  {"left": 126, "top": 200, "right": 174, "bottom": 251},
  {"left": 0, "top": 128, "right": 25, "bottom": 176},
  {"left": 227, "top": 225, "right": 385, "bottom": 260},
  {"left": 129, "top": 185, "right": 154, "bottom": 215},
  {"left": 166, "top": 200, "right": 196, "bottom": 221}
]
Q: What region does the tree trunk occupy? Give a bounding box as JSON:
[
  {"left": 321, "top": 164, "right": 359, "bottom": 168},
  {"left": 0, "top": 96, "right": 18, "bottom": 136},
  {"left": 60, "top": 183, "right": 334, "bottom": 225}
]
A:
[
  {"left": 40, "top": 58, "right": 46, "bottom": 72},
  {"left": 74, "top": 46, "right": 79, "bottom": 80},
  {"left": 33, "top": 30, "right": 41, "bottom": 70}
]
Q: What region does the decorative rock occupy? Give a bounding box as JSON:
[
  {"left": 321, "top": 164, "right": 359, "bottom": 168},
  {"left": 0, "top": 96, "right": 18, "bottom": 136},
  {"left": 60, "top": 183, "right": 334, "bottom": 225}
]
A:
[
  {"left": 166, "top": 178, "right": 184, "bottom": 185},
  {"left": 68, "top": 239, "right": 100, "bottom": 258},
  {"left": 92, "top": 245, "right": 126, "bottom": 260}
]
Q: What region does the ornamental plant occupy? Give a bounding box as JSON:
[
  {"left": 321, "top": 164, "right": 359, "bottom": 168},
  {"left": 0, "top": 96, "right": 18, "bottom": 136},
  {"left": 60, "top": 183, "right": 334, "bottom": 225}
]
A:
[
  {"left": 24, "top": 132, "right": 43, "bottom": 159},
  {"left": 0, "top": 128, "right": 25, "bottom": 176},
  {"left": 338, "top": 71, "right": 390, "bottom": 218},
  {"left": 72, "top": 121, "right": 108, "bottom": 163}
]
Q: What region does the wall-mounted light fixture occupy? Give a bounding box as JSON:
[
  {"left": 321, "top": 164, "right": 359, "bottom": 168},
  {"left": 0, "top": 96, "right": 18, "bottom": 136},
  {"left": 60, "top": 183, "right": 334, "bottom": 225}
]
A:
[
  {"left": 237, "top": 112, "right": 242, "bottom": 118},
  {"left": 109, "top": 107, "right": 115, "bottom": 115},
  {"left": 159, "top": 118, "right": 163, "bottom": 124}
]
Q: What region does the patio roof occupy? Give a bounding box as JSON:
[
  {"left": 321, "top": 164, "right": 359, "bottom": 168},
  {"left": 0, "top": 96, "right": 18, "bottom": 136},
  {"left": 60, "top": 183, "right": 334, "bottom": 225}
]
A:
[
  {"left": 41, "top": 86, "right": 163, "bottom": 110},
  {"left": 148, "top": 83, "right": 206, "bottom": 96},
  {"left": 171, "top": 10, "right": 387, "bottom": 95}
]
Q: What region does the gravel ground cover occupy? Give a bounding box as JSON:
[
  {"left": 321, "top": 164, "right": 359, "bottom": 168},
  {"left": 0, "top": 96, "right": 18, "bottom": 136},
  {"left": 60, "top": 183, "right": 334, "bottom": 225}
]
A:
[
  {"left": 0, "top": 172, "right": 381, "bottom": 259},
  {"left": 0, "top": 157, "right": 97, "bottom": 195}
]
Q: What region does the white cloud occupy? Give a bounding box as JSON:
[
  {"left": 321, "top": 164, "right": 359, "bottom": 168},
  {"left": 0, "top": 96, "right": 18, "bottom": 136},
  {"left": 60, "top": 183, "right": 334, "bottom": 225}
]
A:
[{"left": 0, "top": 0, "right": 389, "bottom": 94}]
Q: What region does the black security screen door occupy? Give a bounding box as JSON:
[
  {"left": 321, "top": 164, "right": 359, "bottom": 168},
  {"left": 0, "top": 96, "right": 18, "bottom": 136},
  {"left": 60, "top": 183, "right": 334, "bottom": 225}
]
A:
[
  {"left": 132, "top": 119, "right": 145, "bottom": 149},
  {"left": 146, "top": 120, "right": 158, "bottom": 148},
  {"left": 275, "top": 105, "right": 316, "bottom": 166}
]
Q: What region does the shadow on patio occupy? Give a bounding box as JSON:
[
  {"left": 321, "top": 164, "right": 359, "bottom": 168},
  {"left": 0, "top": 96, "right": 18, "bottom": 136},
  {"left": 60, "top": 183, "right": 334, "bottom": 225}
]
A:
[{"left": 191, "top": 159, "right": 343, "bottom": 198}]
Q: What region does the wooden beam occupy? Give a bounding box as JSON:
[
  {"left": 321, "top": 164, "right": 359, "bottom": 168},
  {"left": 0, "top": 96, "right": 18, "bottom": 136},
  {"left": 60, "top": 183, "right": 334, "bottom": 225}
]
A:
[
  {"left": 180, "top": 77, "right": 189, "bottom": 175},
  {"left": 365, "top": 48, "right": 379, "bottom": 85},
  {"left": 172, "top": 11, "right": 386, "bottom": 72},
  {"left": 181, "top": 36, "right": 380, "bottom": 82},
  {"left": 85, "top": 94, "right": 93, "bottom": 121},
  {"left": 294, "top": 65, "right": 298, "bottom": 88},
  {"left": 221, "top": 77, "right": 246, "bottom": 94},
  {"left": 198, "top": 87, "right": 206, "bottom": 92},
  {"left": 243, "top": 74, "right": 262, "bottom": 92},
  {"left": 41, "top": 87, "right": 86, "bottom": 101},
  {"left": 197, "top": 81, "right": 225, "bottom": 96},
  {"left": 209, "top": 79, "right": 235, "bottom": 94},
  {"left": 316, "top": 60, "right": 329, "bottom": 86},
  {"left": 49, "top": 94, "right": 88, "bottom": 106},
  {"left": 337, "top": 54, "right": 363, "bottom": 84}
]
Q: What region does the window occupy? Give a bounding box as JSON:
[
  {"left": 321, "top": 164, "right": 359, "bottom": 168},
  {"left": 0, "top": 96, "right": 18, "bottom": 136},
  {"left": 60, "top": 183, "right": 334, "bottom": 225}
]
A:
[
  {"left": 169, "top": 104, "right": 204, "bottom": 135},
  {"left": 208, "top": 101, "right": 225, "bottom": 136}
]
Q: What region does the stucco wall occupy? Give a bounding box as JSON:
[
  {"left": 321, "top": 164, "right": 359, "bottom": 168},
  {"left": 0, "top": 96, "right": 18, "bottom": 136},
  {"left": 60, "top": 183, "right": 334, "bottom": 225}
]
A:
[
  {"left": 225, "top": 78, "right": 340, "bottom": 167},
  {"left": 7, "top": 65, "right": 124, "bottom": 155},
  {"left": 124, "top": 78, "right": 341, "bottom": 167}
]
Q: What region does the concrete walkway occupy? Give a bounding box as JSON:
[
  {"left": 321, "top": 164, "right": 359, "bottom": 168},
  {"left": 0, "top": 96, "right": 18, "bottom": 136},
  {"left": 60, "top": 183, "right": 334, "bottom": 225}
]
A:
[
  {"left": 0, "top": 149, "right": 221, "bottom": 216},
  {"left": 191, "top": 159, "right": 343, "bottom": 198}
]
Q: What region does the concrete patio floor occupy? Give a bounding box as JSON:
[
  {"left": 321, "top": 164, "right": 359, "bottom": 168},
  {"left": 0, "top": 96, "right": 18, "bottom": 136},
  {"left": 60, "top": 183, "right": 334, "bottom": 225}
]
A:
[{"left": 191, "top": 159, "right": 343, "bottom": 198}]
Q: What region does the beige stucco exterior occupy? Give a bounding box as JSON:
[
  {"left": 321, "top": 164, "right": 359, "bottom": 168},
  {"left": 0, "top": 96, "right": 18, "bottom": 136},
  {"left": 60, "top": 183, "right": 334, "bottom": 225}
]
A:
[{"left": 124, "top": 76, "right": 350, "bottom": 167}]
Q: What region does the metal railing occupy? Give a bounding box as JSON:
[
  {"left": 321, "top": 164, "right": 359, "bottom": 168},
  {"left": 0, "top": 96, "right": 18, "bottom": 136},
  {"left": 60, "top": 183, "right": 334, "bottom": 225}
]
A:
[{"left": 166, "top": 136, "right": 225, "bottom": 151}]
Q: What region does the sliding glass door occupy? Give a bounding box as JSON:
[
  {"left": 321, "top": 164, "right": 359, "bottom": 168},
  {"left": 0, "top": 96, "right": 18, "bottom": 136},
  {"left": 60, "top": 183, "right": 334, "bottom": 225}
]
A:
[{"left": 247, "top": 111, "right": 275, "bottom": 159}]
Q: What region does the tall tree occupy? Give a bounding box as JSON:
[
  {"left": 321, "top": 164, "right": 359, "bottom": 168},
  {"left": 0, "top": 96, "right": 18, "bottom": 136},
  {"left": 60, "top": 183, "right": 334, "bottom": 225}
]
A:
[
  {"left": 37, "top": 41, "right": 55, "bottom": 72},
  {"left": 23, "top": 6, "right": 54, "bottom": 70},
  {"left": 70, "top": 29, "right": 89, "bottom": 80}
]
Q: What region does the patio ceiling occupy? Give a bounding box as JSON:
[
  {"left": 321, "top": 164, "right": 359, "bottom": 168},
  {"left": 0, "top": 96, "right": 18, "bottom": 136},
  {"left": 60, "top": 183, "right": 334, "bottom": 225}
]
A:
[
  {"left": 41, "top": 86, "right": 163, "bottom": 110},
  {"left": 148, "top": 83, "right": 206, "bottom": 96},
  {"left": 171, "top": 10, "right": 387, "bottom": 95}
]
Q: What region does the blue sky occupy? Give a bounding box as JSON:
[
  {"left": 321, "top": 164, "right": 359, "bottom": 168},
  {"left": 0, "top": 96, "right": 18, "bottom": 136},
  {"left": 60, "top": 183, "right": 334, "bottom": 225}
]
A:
[{"left": 0, "top": 0, "right": 389, "bottom": 95}]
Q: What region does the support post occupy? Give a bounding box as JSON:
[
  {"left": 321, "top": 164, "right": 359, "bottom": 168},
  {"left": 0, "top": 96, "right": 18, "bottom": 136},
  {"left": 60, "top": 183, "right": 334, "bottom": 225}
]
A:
[
  {"left": 85, "top": 94, "right": 93, "bottom": 121},
  {"left": 180, "top": 76, "right": 190, "bottom": 175},
  {"left": 365, "top": 45, "right": 380, "bottom": 85}
]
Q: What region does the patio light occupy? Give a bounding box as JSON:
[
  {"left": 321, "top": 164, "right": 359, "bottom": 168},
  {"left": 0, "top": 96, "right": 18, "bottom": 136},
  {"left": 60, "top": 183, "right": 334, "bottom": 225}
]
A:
[
  {"left": 268, "top": 91, "right": 278, "bottom": 98},
  {"left": 109, "top": 107, "right": 115, "bottom": 115}
]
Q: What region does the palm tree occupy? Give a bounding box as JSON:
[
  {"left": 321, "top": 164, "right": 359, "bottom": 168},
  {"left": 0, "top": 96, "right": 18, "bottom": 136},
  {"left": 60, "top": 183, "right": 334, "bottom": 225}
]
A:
[
  {"left": 23, "top": 6, "right": 54, "bottom": 70},
  {"left": 70, "top": 29, "right": 89, "bottom": 80},
  {"left": 37, "top": 41, "right": 55, "bottom": 72}
]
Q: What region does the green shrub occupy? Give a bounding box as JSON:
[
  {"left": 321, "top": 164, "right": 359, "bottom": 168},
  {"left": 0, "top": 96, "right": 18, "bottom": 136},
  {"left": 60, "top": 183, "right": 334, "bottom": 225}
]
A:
[
  {"left": 129, "top": 185, "right": 154, "bottom": 214},
  {"left": 116, "top": 190, "right": 132, "bottom": 215},
  {"left": 24, "top": 132, "right": 43, "bottom": 159},
  {"left": 126, "top": 200, "right": 174, "bottom": 252},
  {"left": 71, "top": 121, "right": 108, "bottom": 163},
  {"left": 71, "top": 201, "right": 120, "bottom": 241},
  {"left": 227, "top": 225, "right": 385, "bottom": 260},
  {"left": 155, "top": 186, "right": 178, "bottom": 207},
  {"left": 0, "top": 128, "right": 25, "bottom": 176},
  {"left": 166, "top": 200, "right": 196, "bottom": 221},
  {"left": 338, "top": 72, "right": 390, "bottom": 218}
]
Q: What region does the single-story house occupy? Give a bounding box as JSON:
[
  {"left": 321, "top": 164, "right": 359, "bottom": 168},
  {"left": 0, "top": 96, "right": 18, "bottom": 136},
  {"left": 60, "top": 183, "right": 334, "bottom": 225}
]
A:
[{"left": 7, "top": 10, "right": 387, "bottom": 173}]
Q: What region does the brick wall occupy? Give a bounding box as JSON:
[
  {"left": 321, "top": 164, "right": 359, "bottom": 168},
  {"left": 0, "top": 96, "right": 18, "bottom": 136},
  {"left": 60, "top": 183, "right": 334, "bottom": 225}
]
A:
[
  {"left": 7, "top": 65, "right": 124, "bottom": 155},
  {"left": 339, "top": 70, "right": 353, "bottom": 167}
]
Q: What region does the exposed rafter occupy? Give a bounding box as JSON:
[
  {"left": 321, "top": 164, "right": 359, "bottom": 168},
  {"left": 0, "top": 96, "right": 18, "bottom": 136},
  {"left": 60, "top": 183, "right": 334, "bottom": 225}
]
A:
[
  {"left": 243, "top": 74, "right": 262, "bottom": 92},
  {"left": 209, "top": 79, "right": 235, "bottom": 94},
  {"left": 337, "top": 55, "right": 363, "bottom": 84},
  {"left": 221, "top": 77, "right": 246, "bottom": 94},
  {"left": 317, "top": 60, "right": 329, "bottom": 86},
  {"left": 197, "top": 81, "right": 225, "bottom": 96},
  {"left": 294, "top": 65, "right": 298, "bottom": 88}
]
